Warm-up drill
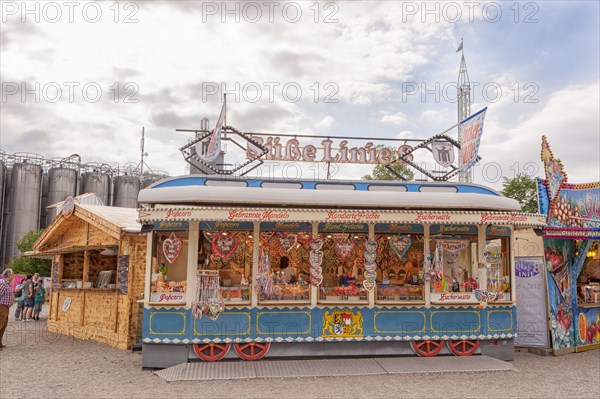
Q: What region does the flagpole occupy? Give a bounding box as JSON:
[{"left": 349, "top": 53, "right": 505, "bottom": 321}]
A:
[{"left": 224, "top": 93, "right": 227, "bottom": 127}]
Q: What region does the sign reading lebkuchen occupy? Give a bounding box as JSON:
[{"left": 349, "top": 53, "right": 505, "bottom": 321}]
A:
[{"left": 459, "top": 107, "right": 487, "bottom": 172}]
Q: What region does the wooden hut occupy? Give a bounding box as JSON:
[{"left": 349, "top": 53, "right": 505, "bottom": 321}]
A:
[{"left": 30, "top": 202, "right": 146, "bottom": 349}]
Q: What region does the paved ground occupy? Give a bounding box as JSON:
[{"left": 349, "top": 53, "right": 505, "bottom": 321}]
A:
[{"left": 1, "top": 308, "right": 599, "bottom": 399}]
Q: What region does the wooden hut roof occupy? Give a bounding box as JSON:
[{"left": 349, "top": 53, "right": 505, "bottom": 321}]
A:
[{"left": 31, "top": 204, "right": 141, "bottom": 255}]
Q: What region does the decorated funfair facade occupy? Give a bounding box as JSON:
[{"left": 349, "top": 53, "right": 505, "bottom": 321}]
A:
[{"left": 537, "top": 136, "right": 600, "bottom": 352}]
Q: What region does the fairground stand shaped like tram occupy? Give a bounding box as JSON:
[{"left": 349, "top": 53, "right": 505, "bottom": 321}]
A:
[{"left": 137, "top": 176, "right": 546, "bottom": 368}]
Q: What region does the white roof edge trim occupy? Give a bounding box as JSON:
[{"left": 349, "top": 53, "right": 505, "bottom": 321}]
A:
[{"left": 138, "top": 185, "right": 521, "bottom": 212}]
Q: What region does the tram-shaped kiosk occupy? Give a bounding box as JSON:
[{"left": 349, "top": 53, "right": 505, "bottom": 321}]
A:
[{"left": 138, "top": 176, "right": 545, "bottom": 368}]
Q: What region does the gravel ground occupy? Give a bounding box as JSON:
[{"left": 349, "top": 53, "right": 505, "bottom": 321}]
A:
[{"left": 1, "top": 308, "right": 599, "bottom": 399}]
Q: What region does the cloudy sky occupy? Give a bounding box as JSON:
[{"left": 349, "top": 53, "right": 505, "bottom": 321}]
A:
[{"left": 1, "top": 1, "right": 598, "bottom": 189}]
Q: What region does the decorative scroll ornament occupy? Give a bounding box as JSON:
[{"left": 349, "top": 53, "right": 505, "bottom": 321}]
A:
[
  {"left": 162, "top": 232, "right": 183, "bottom": 263},
  {"left": 277, "top": 232, "right": 297, "bottom": 253},
  {"left": 390, "top": 235, "right": 412, "bottom": 259},
  {"left": 541, "top": 135, "right": 567, "bottom": 203},
  {"left": 212, "top": 234, "right": 238, "bottom": 259},
  {"left": 334, "top": 238, "right": 355, "bottom": 259},
  {"left": 192, "top": 270, "right": 224, "bottom": 320}
]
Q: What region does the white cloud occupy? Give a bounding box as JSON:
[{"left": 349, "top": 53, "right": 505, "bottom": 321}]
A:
[{"left": 381, "top": 112, "right": 407, "bottom": 126}]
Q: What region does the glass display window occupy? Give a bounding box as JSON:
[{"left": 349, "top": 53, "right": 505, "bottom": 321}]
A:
[
  {"left": 484, "top": 229, "right": 511, "bottom": 302},
  {"left": 257, "top": 227, "right": 311, "bottom": 303},
  {"left": 150, "top": 231, "right": 188, "bottom": 304},
  {"left": 316, "top": 226, "right": 369, "bottom": 304},
  {"left": 429, "top": 233, "right": 479, "bottom": 303},
  {"left": 202, "top": 226, "right": 253, "bottom": 305},
  {"left": 375, "top": 233, "right": 425, "bottom": 303}
]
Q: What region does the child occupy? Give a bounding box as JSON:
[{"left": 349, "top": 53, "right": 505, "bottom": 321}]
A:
[{"left": 33, "top": 280, "right": 46, "bottom": 321}]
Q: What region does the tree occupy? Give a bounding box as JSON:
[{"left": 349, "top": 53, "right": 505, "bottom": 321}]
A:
[
  {"left": 363, "top": 161, "right": 414, "bottom": 181},
  {"left": 6, "top": 229, "right": 51, "bottom": 276},
  {"left": 501, "top": 174, "right": 539, "bottom": 213}
]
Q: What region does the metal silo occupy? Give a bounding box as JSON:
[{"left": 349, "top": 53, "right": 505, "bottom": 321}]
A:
[
  {"left": 45, "top": 156, "right": 80, "bottom": 225},
  {"left": 81, "top": 163, "right": 112, "bottom": 206},
  {"left": 113, "top": 175, "right": 141, "bottom": 208},
  {"left": 5, "top": 154, "right": 44, "bottom": 263}
]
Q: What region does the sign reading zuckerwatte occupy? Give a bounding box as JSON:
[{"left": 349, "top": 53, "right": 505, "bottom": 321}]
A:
[
  {"left": 459, "top": 107, "right": 487, "bottom": 172},
  {"left": 515, "top": 256, "right": 549, "bottom": 348}
]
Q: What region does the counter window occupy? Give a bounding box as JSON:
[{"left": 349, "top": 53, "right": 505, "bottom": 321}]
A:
[
  {"left": 375, "top": 234, "right": 424, "bottom": 303},
  {"left": 150, "top": 231, "right": 188, "bottom": 304},
  {"left": 429, "top": 236, "right": 478, "bottom": 302},
  {"left": 202, "top": 229, "right": 252, "bottom": 304},
  {"left": 485, "top": 236, "right": 511, "bottom": 302},
  {"left": 258, "top": 231, "right": 311, "bottom": 303},
  {"left": 317, "top": 232, "right": 369, "bottom": 304}
]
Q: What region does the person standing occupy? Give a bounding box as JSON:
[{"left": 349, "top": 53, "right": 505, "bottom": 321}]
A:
[
  {"left": 33, "top": 280, "right": 46, "bottom": 321},
  {"left": 0, "top": 268, "right": 16, "bottom": 349},
  {"left": 14, "top": 280, "right": 25, "bottom": 320},
  {"left": 21, "top": 274, "right": 34, "bottom": 322}
]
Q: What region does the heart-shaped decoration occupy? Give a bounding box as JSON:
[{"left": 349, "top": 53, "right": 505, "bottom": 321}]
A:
[
  {"left": 310, "top": 274, "right": 323, "bottom": 286},
  {"left": 364, "top": 251, "right": 377, "bottom": 263},
  {"left": 334, "top": 239, "right": 355, "bottom": 259},
  {"left": 390, "top": 235, "right": 412, "bottom": 259},
  {"left": 363, "top": 271, "right": 377, "bottom": 281},
  {"left": 363, "top": 279, "right": 376, "bottom": 292},
  {"left": 277, "top": 233, "right": 297, "bottom": 253},
  {"left": 297, "top": 233, "right": 312, "bottom": 246},
  {"left": 364, "top": 262, "right": 377, "bottom": 274},
  {"left": 212, "top": 234, "right": 239, "bottom": 260},
  {"left": 309, "top": 251, "right": 324, "bottom": 267},
  {"left": 365, "top": 240, "right": 378, "bottom": 253},
  {"left": 310, "top": 267, "right": 323, "bottom": 278},
  {"left": 309, "top": 239, "right": 323, "bottom": 251},
  {"left": 162, "top": 233, "right": 183, "bottom": 263}
]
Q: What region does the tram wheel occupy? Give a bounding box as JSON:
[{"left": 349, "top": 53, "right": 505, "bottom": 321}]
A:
[
  {"left": 193, "top": 343, "right": 231, "bottom": 361},
  {"left": 447, "top": 340, "right": 479, "bottom": 356},
  {"left": 410, "top": 340, "right": 443, "bottom": 357},
  {"left": 233, "top": 342, "right": 271, "bottom": 361}
]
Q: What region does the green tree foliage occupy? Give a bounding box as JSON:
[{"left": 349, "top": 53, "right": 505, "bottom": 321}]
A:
[
  {"left": 6, "top": 229, "right": 51, "bottom": 276},
  {"left": 362, "top": 161, "right": 414, "bottom": 181},
  {"left": 501, "top": 174, "right": 539, "bottom": 213}
]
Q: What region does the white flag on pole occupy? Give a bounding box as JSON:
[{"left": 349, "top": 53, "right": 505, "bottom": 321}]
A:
[{"left": 197, "top": 101, "right": 225, "bottom": 163}]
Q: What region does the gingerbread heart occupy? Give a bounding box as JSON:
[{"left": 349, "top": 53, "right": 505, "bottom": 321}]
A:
[
  {"left": 363, "top": 271, "right": 377, "bottom": 281},
  {"left": 212, "top": 234, "right": 239, "bottom": 260},
  {"left": 363, "top": 279, "right": 376, "bottom": 292},
  {"left": 309, "top": 251, "right": 324, "bottom": 267},
  {"left": 390, "top": 235, "right": 412, "bottom": 259},
  {"left": 334, "top": 239, "right": 355, "bottom": 259},
  {"left": 365, "top": 240, "right": 378, "bottom": 253},
  {"left": 278, "top": 233, "right": 297, "bottom": 253},
  {"left": 364, "top": 251, "right": 377, "bottom": 263},
  {"left": 310, "top": 267, "right": 323, "bottom": 278},
  {"left": 309, "top": 239, "right": 323, "bottom": 251},
  {"left": 163, "top": 233, "right": 183, "bottom": 263},
  {"left": 364, "top": 262, "right": 377, "bottom": 274},
  {"left": 310, "top": 274, "right": 323, "bottom": 286}
]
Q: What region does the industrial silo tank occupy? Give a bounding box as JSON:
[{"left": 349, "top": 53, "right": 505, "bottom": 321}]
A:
[
  {"left": 5, "top": 162, "right": 43, "bottom": 262},
  {"left": 39, "top": 172, "right": 49, "bottom": 228},
  {"left": 113, "top": 175, "right": 140, "bottom": 208},
  {"left": 81, "top": 170, "right": 111, "bottom": 206},
  {"left": 46, "top": 167, "right": 78, "bottom": 225}
]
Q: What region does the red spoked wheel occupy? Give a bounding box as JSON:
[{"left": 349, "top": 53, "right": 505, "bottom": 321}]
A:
[
  {"left": 410, "top": 340, "right": 444, "bottom": 357},
  {"left": 233, "top": 342, "right": 271, "bottom": 361},
  {"left": 447, "top": 340, "right": 479, "bottom": 356},
  {"left": 193, "top": 343, "right": 231, "bottom": 362}
]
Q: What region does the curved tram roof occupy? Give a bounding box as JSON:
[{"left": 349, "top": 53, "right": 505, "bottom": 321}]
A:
[{"left": 138, "top": 176, "right": 521, "bottom": 212}]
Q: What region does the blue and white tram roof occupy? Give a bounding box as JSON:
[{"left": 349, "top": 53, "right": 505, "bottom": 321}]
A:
[{"left": 138, "top": 175, "right": 521, "bottom": 212}]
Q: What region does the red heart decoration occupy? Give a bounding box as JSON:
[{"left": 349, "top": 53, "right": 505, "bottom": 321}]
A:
[
  {"left": 162, "top": 233, "right": 183, "bottom": 263},
  {"left": 334, "top": 239, "right": 355, "bottom": 259},
  {"left": 277, "top": 233, "right": 297, "bottom": 253},
  {"left": 212, "top": 234, "right": 239, "bottom": 260}
]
